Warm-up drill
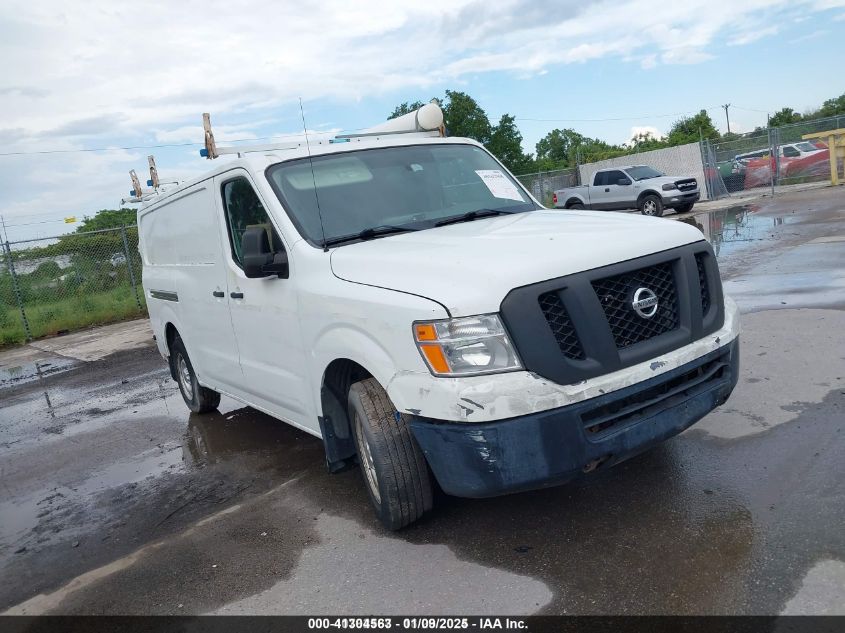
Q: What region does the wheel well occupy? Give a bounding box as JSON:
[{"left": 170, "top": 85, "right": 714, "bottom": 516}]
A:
[
  {"left": 164, "top": 323, "right": 179, "bottom": 381},
  {"left": 637, "top": 190, "right": 660, "bottom": 204},
  {"left": 320, "top": 359, "right": 373, "bottom": 471},
  {"left": 565, "top": 198, "right": 583, "bottom": 208},
  {"left": 165, "top": 322, "right": 179, "bottom": 351}
]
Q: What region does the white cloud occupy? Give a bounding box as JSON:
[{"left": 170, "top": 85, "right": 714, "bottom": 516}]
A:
[
  {"left": 630, "top": 126, "right": 664, "bottom": 141},
  {"left": 0, "top": 0, "right": 829, "bottom": 140},
  {"left": 0, "top": 0, "right": 840, "bottom": 236},
  {"left": 728, "top": 26, "right": 779, "bottom": 46}
]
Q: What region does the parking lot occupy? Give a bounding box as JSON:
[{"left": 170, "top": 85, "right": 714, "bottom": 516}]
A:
[{"left": 1, "top": 186, "right": 844, "bottom": 615}]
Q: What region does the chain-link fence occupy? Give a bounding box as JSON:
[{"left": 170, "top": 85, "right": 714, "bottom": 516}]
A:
[
  {"left": 707, "top": 114, "right": 844, "bottom": 194},
  {"left": 515, "top": 168, "right": 580, "bottom": 206},
  {"left": 522, "top": 114, "right": 843, "bottom": 204},
  {"left": 1, "top": 226, "right": 145, "bottom": 347}
]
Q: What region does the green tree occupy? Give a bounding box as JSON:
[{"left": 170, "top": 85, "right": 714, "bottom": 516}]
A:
[
  {"left": 75, "top": 208, "right": 137, "bottom": 232},
  {"left": 442, "top": 90, "right": 492, "bottom": 144},
  {"left": 535, "top": 128, "right": 625, "bottom": 169},
  {"left": 627, "top": 131, "right": 667, "bottom": 152},
  {"left": 768, "top": 107, "right": 802, "bottom": 127},
  {"left": 535, "top": 128, "right": 585, "bottom": 167},
  {"left": 487, "top": 114, "right": 533, "bottom": 174},
  {"left": 817, "top": 93, "right": 845, "bottom": 118},
  {"left": 666, "top": 110, "right": 720, "bottom": 145},
  {"left": 388, "top": 101, "right": 427, "bottom": 120}
]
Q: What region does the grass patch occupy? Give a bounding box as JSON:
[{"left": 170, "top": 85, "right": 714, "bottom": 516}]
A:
[{"left": 0, "top": 285, "right": 147, "bottom": 348}]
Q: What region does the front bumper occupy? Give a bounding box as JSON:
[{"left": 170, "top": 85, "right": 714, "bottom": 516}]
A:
[
  {"left": 662, "top": 191, "right": 700, "bottom": 207},
  {"left": 409, "top": 337, "right": 739, "bottom": 498}
]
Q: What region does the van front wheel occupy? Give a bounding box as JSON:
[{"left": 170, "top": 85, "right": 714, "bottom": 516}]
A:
[
  {"left": 348, "top": 378, "right": 433, "bottom": 530},
  {"left": 170, "top": 336, "right": 221, "bottom": 414}
]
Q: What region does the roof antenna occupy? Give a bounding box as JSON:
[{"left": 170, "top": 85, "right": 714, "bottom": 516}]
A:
[{"left": 299, "top": 97, "right": 329, "bottom": 252}]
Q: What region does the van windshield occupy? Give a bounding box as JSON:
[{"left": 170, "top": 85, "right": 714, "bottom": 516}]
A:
[{"left": 266, "top": 144, "right": 538, "bottom": 247}]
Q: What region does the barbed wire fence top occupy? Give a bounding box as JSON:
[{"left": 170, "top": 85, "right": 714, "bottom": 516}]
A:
[{"left": 1, "top": 225, "right": 144, "bottom": 347}]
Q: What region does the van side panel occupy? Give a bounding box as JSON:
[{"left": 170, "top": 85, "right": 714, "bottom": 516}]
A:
[{"left": 140, "top": 185, "right": 241, "bottom": 390}]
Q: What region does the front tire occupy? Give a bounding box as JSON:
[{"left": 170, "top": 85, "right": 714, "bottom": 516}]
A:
[
  {"left": 676, "top": 202, "right": 695, "bottom": 214},
  {"left": 640, "top": 194, "right": 664, "bottom": 217},
  {"left": 170, "top": 336, "right": 221, "bottom": 414},
  {"left": 348, "top": 378, "right": 433, "bottom": 530}
]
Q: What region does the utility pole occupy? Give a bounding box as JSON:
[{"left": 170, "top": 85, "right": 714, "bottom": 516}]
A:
[
  {"left": 722, "top": 104, "right": 731, "bottom": 135},
  {"left": 0, "top": 214, "right": 7, "bottom": 243}
]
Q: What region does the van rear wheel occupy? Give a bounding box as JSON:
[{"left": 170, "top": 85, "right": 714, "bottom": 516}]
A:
[
  {"left": 348, "top": 378, "right": 433, "bottom": 530},
  {"left": 170, "top": 336, "right": 221, "bottom": 414}
]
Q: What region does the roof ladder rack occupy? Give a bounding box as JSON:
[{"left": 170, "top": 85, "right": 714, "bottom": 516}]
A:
[
  {"left": 200, "top": 112, "right": 300, "bottom": 159},
  {"left": 120, "top": 157, "right": 178, "bottom": 204}
]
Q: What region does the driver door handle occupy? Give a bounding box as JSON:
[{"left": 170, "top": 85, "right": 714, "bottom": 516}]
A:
[
  {"left": 212, "top": 290, "right": 225, "bottom": 298},
  {"left": 604, "top": 187, "right": 610, "bottom": 192},
  {"left": 230, "top": 292, "right": 244, "bottom": 299}
]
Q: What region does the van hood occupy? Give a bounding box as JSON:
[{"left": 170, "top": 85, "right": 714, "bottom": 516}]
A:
[{"left": 329, "top": 209, "right": 705, "bottom": 316}]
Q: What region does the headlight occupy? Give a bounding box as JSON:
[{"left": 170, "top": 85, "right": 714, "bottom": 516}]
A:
[
  {"left": 413, "top": 314, "right": 522, "bottom": 376},
  {"left": 661, "top": 183, "right": 677, "bottom": 191}
]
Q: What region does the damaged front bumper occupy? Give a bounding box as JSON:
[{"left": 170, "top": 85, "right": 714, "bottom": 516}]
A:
[{"left": 409, "top": 337, "right": 739, "bottom": 498}]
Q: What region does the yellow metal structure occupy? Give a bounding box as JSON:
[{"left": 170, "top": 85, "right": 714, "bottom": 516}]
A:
[{"left": 802, "top": 128, "right": 845, "bottom": 186}]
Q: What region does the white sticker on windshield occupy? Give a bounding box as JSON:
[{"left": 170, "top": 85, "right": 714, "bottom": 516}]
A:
[{"left": 475, "top": 170, "right": 524, "bottom": 201}]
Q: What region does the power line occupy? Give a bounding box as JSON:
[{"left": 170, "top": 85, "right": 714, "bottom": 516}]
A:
[
  {"left": 0, "top": 128, "right": 353, "bottom": 157},
  {"left": 732, "top": 105, "right": 771, "bottom": 114},
  {"left": 2, "top": 217, "right": 72, "bottom": 228},
  {"left": 0, "top": 105, "right": 751, "bottom": 156},
  {"left": 0, "top": 141, "right": 199, "bottom": 157},
  {"left": 514, "top": 107, "right": 721, "bottom": 123}
]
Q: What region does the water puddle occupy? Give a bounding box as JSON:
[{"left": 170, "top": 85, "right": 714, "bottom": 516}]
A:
[
  {"left": 0, "top": 357, "right": 81, "bottom": 389},
  {"left": 676, "top": 205, "right": 797, "bottom": 259}
]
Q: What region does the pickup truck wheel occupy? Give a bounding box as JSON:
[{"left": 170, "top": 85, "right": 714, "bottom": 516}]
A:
[
  {"left": 640, "top": 195, "right": 664, "bottom": 217},
  {"left": 569, "top": 202, "right": 585, "bottom": 210},
  {"left": 676, "top": 202, "right": 695, "bottom": 214},
  {"left": 170, "top": 336, "right": 221, "bottom": 414},
  {"left": 348, "top": 378, "right": 433, "bottom": 530}
]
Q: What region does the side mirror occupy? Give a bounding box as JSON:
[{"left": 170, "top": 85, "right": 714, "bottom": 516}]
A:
[
  {"left": 242, "top": 227, "right": 289, "bottom": 279},
  {"left": 617, "top": 178, "right": 632, "bottom": 186}
]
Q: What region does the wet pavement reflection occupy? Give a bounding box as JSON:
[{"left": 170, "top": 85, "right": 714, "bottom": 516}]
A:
[{"left": 676, "top": 204, "right": 794, "bottom": 259}]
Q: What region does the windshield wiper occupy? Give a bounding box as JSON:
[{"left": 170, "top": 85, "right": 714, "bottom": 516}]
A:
[
  {"left": 323, "top": 225, "right": 418, "bottom": 248},
  {"left": 434, "top": 209, "right": 513, "bottom": 227}
]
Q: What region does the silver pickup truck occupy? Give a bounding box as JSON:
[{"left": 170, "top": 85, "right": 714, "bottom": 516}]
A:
[{"left": 553, "top": 165, "right": 700, "bottom": 217}]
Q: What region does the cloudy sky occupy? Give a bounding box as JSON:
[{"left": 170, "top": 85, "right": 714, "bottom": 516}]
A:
[{"left": 1, "top": 0, "right": 843, "bottom": 240}]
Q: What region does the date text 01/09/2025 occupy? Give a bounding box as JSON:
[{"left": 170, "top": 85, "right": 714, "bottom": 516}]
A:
[{"left": 306, "top": 617, "right": 528, "bottom": 630}]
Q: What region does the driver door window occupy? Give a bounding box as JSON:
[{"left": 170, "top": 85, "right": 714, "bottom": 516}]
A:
[{"left": 221, "top": 177, "right": 282, "bottom": 268}]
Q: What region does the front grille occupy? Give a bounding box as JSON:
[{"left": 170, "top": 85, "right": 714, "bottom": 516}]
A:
[
  {"left": 695, "top": 253, "right": 710, "bottom": 315},
  {"left": 499, "top": 242, "right": 725, "bottom": 387},
  {"left": 580, "top": 349, "right": 730, "bottom": 438},
  {"left": 592, "top": 262, "right": 679, "bottom": 348},
  {"left": 538, "top": 291, "right": 585, "bottom": 360},
  {"left": 676, "top": 178, "right": 697, "bottom": 191}
]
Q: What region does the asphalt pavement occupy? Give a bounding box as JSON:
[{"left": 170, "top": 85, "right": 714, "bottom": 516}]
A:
[{"left": 1, "top": 186, "right": 844, "bottom": 615}]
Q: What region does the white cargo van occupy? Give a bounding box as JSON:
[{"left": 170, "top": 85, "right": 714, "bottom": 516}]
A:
[{"left": 137, "top": 105, "right": 739, "bottom": 529}]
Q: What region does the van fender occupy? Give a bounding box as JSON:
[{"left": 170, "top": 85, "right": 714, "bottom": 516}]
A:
[
  {"left": 151, "top": 303, "right": 182, "bottom": 358},
  {"left": 310, "top": 325, "right": 406, "bottom": 470},
  {"left": 311, "top": 325, "right": 399, "bottom": 411}
]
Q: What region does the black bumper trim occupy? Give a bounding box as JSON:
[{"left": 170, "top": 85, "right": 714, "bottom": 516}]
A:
[{"left": 409, "top": 338, "right": 739, "bottom": 498}]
